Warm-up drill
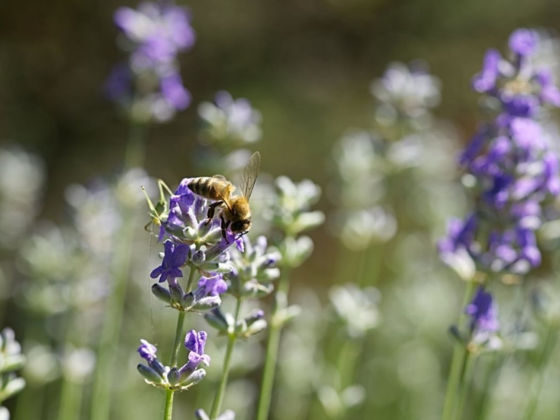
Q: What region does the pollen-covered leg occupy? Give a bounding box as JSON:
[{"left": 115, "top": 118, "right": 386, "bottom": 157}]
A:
[
  {"left": 204, "top": 201, "right": 223, "bottom": 225},
  {"left": 220, "top": 216, "right": 231, "bottom": 242}
]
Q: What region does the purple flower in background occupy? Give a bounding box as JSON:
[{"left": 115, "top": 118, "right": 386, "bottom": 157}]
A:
[
  {"left": 150, "top": 240, "right": 189, "bottom": 283},
  {"left": 466, "top": 288, "right": 500, "bottom": 334},
  {"left": 472, "top": 49, "right": 501, "bottom": 93},
  {"left": 198, "top": 91, "right": 263, "bottom": 146},
  {"left": 106, "top": 1, "right": 194, "bottom": 122},
  {"left": 509, "top": 28, "right": 538, "bottom": 57},
  {"left": 161, "top": 72, "right": 191, "bottom": 110},
  {"left": 114, "top": 1, "right": 195, "bottom": 68},
  {"left": 439, "top": 29, "right": 560, "bottom": 276}
]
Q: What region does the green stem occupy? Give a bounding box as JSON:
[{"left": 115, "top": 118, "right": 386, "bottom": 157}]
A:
[
  {"left": 163, "top": 389, "right": 174, "bottom": 420},
  {"left": 210, "top": 298, "right": 243, "bottom": 418},
  {"left": 476, "top": 353, "right": 501, "bottom": 420},
  {"left": 521, "top": 323, "right": 558, "bottom": 420},
  {"left": 164, "top": 267, "right": 197, "bottom": 420},
  {"left": 58, "top": 377, "right": 84, "bottom": 420},
  {"left": 337, "top": 338, "right": 361, "bottom": 391},
  {"left": 14, "top": 385, "right": 45, "bottom": 420},
  {"left": 453, "top": 351, "right": 475, "bottom": 420},
  {"left": 256, "top": 268, "right": 292, "bottom": 420},
  {"left": 440, "top": 280, "right": 477, "bottom": 420},
  {"left": 170, "top": 312, "right": 187, "bottom": 367}
]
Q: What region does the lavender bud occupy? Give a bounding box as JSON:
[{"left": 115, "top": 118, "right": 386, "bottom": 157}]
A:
[
  {"left": 195, "top": 409, "right": 211, "bottom": 420},
  {"left": 181, "top": 292, "right": 195, "bottom": 309},
  {"left": 204, "top": 308, "right": 229, "bottom": 332},
  {"left": 181, "top": 368, "right": 206, "bottom": 387},
  {"left": 137, "top": 364, "right": 164, "bottom": 385},
  {"left": 245, "top": 309, "right": 265, "bottom": 326},
  {"left": 167, "top": 367, "right": 180, "bottom": 386},
  {"left": 192, "top": 250, "right": 206, "bottom": 264},
  {"left": 245, "top": 319, "right": 267, "bottom": 337},
  {"left": 151, "top": 283, "right": 172, "bottom": 304},
  {"left": 195, "top": 409, "right": 236, "bottom": 420},
  {"left": 169, "top": 282, "right": 184, "bottom": 304},
  {"left": 191, "top": 295, "right": 222, "bottom": 312},
  {"left": 278, "top": 236, "right": 314, "bottom": 268}
]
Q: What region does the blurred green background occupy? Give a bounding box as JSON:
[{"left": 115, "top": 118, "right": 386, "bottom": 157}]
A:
[
  {"left": 1, "top": 0, "right": 558, "bottom": 197},
  {"left": 1, "top": 0, "right": 559, "bottom": 289},
  {"left": 1, "top": 1, "right": 560, "bottom": 419}
]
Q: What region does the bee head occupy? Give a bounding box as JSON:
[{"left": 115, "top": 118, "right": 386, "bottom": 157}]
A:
[{"left": 231, "top": 219, "right": 252, "bottom": 234}]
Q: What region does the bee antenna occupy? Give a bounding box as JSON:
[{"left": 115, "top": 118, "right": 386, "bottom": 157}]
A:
[{"left": 236, "top": 231, "right": 249, "bottom": 240}]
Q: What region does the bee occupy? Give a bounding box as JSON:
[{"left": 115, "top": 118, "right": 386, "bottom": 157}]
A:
[{"left": 188, "top": 151, "right": 261, "bottom": 240}]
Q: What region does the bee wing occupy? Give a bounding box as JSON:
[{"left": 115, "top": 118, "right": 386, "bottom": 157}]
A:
[
  {"left": 241, "top": 151, "right": 261, "bottom": 199},
  {"left": 212, "top": 174, "right": 227, "bottom": 181}
]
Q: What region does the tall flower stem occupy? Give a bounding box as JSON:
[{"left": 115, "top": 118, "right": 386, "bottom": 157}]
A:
[
  {"left": 210, "top": 298, "right": 243, "bottom": 418},
  {"left": 256, "top": 268, "right": 292, "bottom": 420},
  {"left": 90, "top": 123, "right": 148, "bottom": 420},
  {"left": 453, "top": 351, "right": 476, "bottom": 420},
  {"left": 163, "top": 389, "right": 175, "bottom": 420},
  {"left": 58, "top": 378, "right": 84, "bottom": 420},
  {"left": 164, "top": 267, "right": 197, "bottom": 420},
  {"left": 521, "top": 323, "right": 558, "bottom": 420},
  {"left": 441, "top": 279, "right": 477, "bottom": 420},
  {"left": 476, "top": 353, "right": 502, "bottom": 420}
]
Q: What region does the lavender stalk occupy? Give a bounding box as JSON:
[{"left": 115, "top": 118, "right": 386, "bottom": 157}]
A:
[
  {"left": 256, "top": 177, "right": 323, "bottom": 420},
  {"left": 439, "top": 28, "right": 560, "bottom": 420}
]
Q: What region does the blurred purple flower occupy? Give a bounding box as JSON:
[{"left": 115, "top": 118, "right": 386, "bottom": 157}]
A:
[
  {"left": 114, "top": 1, "right": 195, "bottom": 68},
  {"left": 466, "top": 287, "right": 499, "bottom": 334},
  {"left": 440, "top": 29, "right": 560, "bottom": 276},
  {"left": 472, "top": 49, "right": 501, "bottom": 93},
  {"left": 161, "top": 72, "right": 191, "bottom": 110},
  {"left": 509, "top": 28, "right": 538, "bottom": 57}
]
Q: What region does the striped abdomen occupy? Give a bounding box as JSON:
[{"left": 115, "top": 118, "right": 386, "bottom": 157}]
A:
[{"left": 188, "top": 177, "right": 233, "bottom": 201}]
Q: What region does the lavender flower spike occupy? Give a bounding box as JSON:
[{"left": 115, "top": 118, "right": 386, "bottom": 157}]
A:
[
  {"left": 439, "top": 28, "right": 560, "bottom": 276},
  {"left": 114, "top": 1, "right": 195, "bottom": 69}
]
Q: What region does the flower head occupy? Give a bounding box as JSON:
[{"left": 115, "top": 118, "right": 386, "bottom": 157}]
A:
[
  {"left": 226, "top": 235, "right": 281, "bottom": 299},
  {"left": 106, "top": 1, "right": 194, "bottom": 123},
  {"left": 114, "top": 1, "right": 195, "bottom": 68},
  {"left": 198, "top": 91, "right": 263, "bottom": 147},
  {"left": 441, "top": 29, "right": 560, "bottom": 276},
  {"left": 137, "top": 335, "right": 208, "bottom": 391}
]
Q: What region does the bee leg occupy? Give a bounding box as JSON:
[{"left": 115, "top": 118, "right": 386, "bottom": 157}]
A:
[
  {"left": 204, "top": 201, "right": 223, "bottom": 225},
  {"left": 221, "top": 216, "right": 231, "bottom": 242}
]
